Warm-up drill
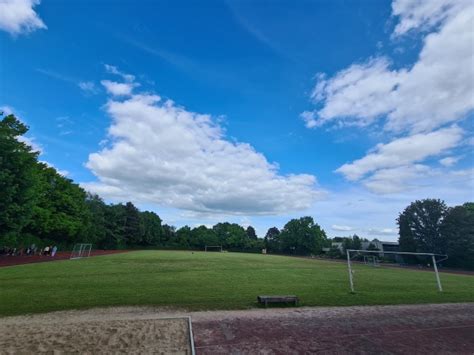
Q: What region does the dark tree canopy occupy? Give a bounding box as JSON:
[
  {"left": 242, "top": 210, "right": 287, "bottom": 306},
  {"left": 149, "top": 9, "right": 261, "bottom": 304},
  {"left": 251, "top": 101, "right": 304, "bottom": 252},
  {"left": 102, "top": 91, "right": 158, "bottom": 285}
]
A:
[{"left": 397, "top": 199, "right": 448, "bottom": 254}]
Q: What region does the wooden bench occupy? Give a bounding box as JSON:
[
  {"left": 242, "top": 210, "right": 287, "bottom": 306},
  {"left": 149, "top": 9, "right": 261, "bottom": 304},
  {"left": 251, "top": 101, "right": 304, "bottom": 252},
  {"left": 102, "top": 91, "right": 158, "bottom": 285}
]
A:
[{"left": 257, "top": 295, "right": 299, "bottom": 307}]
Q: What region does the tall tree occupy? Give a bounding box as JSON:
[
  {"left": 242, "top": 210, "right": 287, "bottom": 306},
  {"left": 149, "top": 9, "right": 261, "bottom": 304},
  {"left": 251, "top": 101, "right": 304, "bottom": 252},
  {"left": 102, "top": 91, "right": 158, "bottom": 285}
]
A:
[
  {"left": 279, "top": 216, "right": 327, "bottom": 255},
  {"left": 0, "top": 114, "right": 39, "bottom": 245},
  {"left": 397, "top": 199, "right": 448, "bottom": 254},
  {"left": 26, "top": 163, "right": 89, "bottom": 245},
  {"left": 246, "top": 226, "right": 257, "bottom": 240},
  {"left": 441, "top": 203, "right": 474, "bottom": 270},
  {"left": 124, "top": 202, "right": 141, "bottom": 245},
  {"left": 264, "top": 227, "right": 280, "bottom": 252},
  {"left": 140, "top": 211, "right": 163, "bottom": 246}
]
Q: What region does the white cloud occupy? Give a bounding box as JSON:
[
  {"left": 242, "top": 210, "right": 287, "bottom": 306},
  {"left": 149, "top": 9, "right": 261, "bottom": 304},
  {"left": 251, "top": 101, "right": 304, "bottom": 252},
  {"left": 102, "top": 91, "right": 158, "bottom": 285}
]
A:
[
  {"left": 100, "top": 80, "right": 137, "bottom": 97},
  {"left": 104, "top": 64, "right": 135, "bottom": 83},
  {"left": 1, "top": 105, "right": 14, "bottom": 116},
  {"left": 78, "top": 81, "right": 99, "bottom": 95},
  {"left": 363, "top": 164, "right": 433, "bottom": 194},
  {"left": 391, "top": 0, "right": 464, "bottom": 36},
  {"left": 336, "top": 126, "right": 463, "bottom": 181},
  {"left": 439, "top": 156, "right": 461, "bottom": 167},
  {"left": 84, "top": 81, "right": 323, "bottom": 215},
  {"left": 367, "top": 227, "right": 397, "bottom": 236},
  {"left": 18, "top": 135, "right": 42, "bottom": 153},
  {"left": 305, "top": 0, "right": 474, "bottom": 134},
  {"left": 0, "top": 0, "right": 46, "bottom": 35},
  {"left": 332, "top": 225, "right": 354, "bottom": 232}
]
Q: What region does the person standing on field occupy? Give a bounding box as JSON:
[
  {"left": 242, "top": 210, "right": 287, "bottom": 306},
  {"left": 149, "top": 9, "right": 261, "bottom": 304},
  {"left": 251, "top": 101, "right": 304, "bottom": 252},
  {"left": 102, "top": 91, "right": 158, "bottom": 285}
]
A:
[{"left": 51, "top": 246, "right": 58, "bottom": 257}]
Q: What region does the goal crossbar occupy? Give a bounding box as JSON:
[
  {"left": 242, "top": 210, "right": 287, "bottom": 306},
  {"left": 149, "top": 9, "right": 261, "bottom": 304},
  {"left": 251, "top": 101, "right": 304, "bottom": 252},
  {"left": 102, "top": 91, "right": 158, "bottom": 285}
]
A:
[
  {"left": 70, "top": 243, "right": 92, "bottom": 259},
  {"left": 346, "top": 249, "right": 448, "bottom": 293},
  {"left": 204, "top": 245, "right": 223, "bottom": 252}
]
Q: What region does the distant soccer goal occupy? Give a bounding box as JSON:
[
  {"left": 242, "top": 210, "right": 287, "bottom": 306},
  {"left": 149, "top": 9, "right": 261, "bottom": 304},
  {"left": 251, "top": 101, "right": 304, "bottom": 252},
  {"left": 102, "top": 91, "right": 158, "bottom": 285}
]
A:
[
  {"left": 363, "top": 255, "right": 379, "bottom": 267},
  {"left": 346, "top": 249, "right": 448, "bottom": 293},
  {"left": 70, "top": 243, "right": 92, "bottom": 259},
  {"left": 204, "top": 245, "right": 223, "bottom": 252}
]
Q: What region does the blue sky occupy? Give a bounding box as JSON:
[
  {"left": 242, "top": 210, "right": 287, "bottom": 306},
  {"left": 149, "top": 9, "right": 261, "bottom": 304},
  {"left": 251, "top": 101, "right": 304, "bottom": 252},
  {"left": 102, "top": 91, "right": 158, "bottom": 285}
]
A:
[{"left": 1, "top": 0, "right": 473, "bottom": 240}]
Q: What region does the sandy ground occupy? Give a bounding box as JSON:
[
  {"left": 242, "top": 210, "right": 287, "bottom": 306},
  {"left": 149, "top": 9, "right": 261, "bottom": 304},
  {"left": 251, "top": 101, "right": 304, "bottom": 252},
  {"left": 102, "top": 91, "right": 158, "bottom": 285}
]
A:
[
  {"left": 1, "top": 303, "right": 473, "bottom": 354},
  {"left": 0, "top": 309, "right": 192, "bottom": 354}
]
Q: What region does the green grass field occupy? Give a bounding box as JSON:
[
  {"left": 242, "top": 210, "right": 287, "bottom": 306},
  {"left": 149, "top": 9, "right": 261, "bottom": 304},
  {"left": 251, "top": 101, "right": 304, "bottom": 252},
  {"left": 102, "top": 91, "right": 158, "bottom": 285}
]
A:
[{"left": 1, "top": 251, "right": 473, "bottom": 317}]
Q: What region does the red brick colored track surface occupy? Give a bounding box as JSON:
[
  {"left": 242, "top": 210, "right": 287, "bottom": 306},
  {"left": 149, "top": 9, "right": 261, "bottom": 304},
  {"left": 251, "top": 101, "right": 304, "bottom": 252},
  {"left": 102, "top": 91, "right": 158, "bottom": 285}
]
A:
[
  {"left": 192, "top": 303, "right": 474, "bottom": 354},
  {"left": 0, "top": 250, "right": 130, "bottom": 267}
]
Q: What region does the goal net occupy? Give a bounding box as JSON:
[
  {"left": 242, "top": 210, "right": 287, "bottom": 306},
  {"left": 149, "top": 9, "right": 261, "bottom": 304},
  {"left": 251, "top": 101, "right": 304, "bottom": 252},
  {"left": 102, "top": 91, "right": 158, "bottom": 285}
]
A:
[
  {"left": 363, "top": 255, "right": 380, "bottom": 267},
  {"left": 204, "top": 245, "right": 223, "bottom": 252},
  {"left": 346, "top": 249, "right": 447, "bottom": 293},
  {"left": 70, "top": 243, "right": 92, "bottom": 259}
]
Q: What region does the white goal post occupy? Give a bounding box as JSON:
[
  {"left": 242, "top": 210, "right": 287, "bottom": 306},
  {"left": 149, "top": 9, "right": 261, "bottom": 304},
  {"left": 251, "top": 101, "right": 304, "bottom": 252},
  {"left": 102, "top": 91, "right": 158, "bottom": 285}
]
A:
[
  {"left": 204, "top": 245, "right": 223, "bottom": 252},
  {"left": 70, "top": 243, "right": 92, "bottom": 259},
  {"left": 346, "top": 249, "right": 448, "bottom": 293}
]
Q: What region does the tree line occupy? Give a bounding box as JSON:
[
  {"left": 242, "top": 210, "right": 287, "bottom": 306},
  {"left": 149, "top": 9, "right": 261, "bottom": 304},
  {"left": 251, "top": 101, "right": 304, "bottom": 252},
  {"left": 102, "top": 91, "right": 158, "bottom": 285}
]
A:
[{"left": 1, "top": 114, "right": 472, "bottom": 268}]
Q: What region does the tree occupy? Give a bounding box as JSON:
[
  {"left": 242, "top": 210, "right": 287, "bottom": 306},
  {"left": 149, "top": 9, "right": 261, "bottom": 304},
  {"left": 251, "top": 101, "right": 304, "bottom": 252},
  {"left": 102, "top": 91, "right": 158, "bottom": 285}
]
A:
[
  {"left": 279, "top": 216, "right": 327, "bottom": 255},
  {"left": 246, "top": 226, "right": 257, "bottom": 240},
  {"left": 397, "top": 199, "right": 448, "bottom": 254},
  {"left": 140, "top": 211, "right": 163, "bottom": 246},
  {"left": 123, "top": 202, "right": 141, "bottom": 245},
  {"left": 0, "top": 114, "right": 40, "bottom": 245},
  {"left": 26, "top": 163, "right": 89, "bottom": 245},
  {"left": 191, "top": 225, "right": 218, "bottom": 248},
  {"left": 175, "top": 226, "right": 191, "bottom": 247},
  {"left": 441, "top": 203, "right": 474, "bottom": 270},
  {"left": 264, "top": 227, "right": 280, "bottom": 252}
]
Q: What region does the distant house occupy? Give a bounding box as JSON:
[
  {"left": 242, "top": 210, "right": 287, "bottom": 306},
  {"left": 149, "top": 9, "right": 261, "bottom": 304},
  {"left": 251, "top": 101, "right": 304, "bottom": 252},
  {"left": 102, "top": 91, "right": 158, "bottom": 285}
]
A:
[{"left": 361, "top": 239, "right": 400, "bottom": 260}]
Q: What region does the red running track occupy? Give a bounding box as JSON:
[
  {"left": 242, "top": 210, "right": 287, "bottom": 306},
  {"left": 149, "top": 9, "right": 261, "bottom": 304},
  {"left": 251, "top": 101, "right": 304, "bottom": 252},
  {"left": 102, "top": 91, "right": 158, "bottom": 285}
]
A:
[{"left": 0, "top": 250, "right": 130, "bottom": 267}]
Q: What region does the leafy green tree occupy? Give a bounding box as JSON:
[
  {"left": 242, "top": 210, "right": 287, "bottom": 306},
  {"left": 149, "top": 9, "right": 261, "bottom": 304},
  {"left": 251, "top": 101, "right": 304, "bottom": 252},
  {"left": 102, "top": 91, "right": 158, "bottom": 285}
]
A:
[
  {"left": 397, "top": 199, "right": 448, "bottom": 254},
  {"left": 175, "top": 225, "right": 191, "bottom": 247},
  {"left": 162, "top": 224, "right": 176, "bottom": 244},
  {"left": 26, "top": 163, "right": 89, "bottom": 245},
  {"left": 441, "top": 202, "right": 474, "bottom": 270},
  {"left": 83, "top": 193, "right": 107, "bottom": 246},
  {"left": 0, "top": 114, "right": 39, "bottom": 245},
  {"left": 264, "top": 227, "right": 280, "bottom": 252},
  {"left": 140, "top": 211, "right": 163, "bottom": 246},
  {"left": 279, "top": 216, "right": 327, "bottom": 255},
  {"left": 191, "top": 225, "right": 218, "bottom": 248},
  {"left": 246, "top": 226, "right": 257, "bottom": 240},
  {"left": 124, "top": 202, "right": 141, "bottom": 245}
]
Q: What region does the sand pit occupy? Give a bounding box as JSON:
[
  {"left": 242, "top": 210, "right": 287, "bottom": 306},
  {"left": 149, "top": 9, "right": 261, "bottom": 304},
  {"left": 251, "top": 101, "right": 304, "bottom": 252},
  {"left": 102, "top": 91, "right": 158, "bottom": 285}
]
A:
[{"left": 0, "top": 310, "right": 194, "bottom": 354}]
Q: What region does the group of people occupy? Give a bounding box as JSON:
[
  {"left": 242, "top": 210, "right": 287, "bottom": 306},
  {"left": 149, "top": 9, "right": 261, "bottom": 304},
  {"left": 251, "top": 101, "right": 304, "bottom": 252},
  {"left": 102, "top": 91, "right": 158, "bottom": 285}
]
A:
[{"left": 0, "top": 244, "right": 58, "bottom": 257}]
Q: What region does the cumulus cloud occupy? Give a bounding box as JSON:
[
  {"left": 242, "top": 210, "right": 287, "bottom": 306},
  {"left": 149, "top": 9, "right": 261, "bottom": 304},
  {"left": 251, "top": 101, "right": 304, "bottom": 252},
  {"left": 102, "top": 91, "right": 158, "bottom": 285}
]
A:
[
  {"left": 0, "top": 0, "right": 46, "bottom": 35},
  {"left": 305, "top": 0, "right": 473, "bottom": 134},
  {"left": 303, "top": 0, "right": 473, "bottom": 195},
  {"left": 336, "top": 126, "right": 463, "bottom": 181},
  {"left": 85, "top": 76, "right": 322, "bottom": 215},
  {"left": 100, "top": 80, "right": 137, "bottom": 97}
]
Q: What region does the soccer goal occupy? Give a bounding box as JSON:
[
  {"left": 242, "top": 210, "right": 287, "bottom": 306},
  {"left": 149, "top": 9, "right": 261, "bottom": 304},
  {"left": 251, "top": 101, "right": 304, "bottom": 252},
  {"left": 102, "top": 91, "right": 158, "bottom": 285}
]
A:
[
  {"left": 346, "top": 249, "right": 448, "bottom": 293},
  {"left": 70, "top": 243, "right": 92, "bottom": 259},
  {"left": 204, "top": 245, "right": 223, "bottom": 252},
  {"left": 363, "top": 255, "right": 380, "bottom": 267}
]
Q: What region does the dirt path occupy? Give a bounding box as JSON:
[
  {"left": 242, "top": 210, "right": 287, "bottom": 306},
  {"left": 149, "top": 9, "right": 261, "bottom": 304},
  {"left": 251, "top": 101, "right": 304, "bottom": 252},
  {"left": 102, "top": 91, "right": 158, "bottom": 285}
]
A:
[{"left": 1, "top": 303, "right": 473, "bottom": 354}]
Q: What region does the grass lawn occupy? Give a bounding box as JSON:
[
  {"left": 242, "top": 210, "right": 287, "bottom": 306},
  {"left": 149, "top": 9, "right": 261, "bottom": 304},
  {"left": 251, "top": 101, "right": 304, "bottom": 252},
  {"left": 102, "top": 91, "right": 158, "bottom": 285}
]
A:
[{"left": 1, "top": 250, "right": 473, "bottom": 317}]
